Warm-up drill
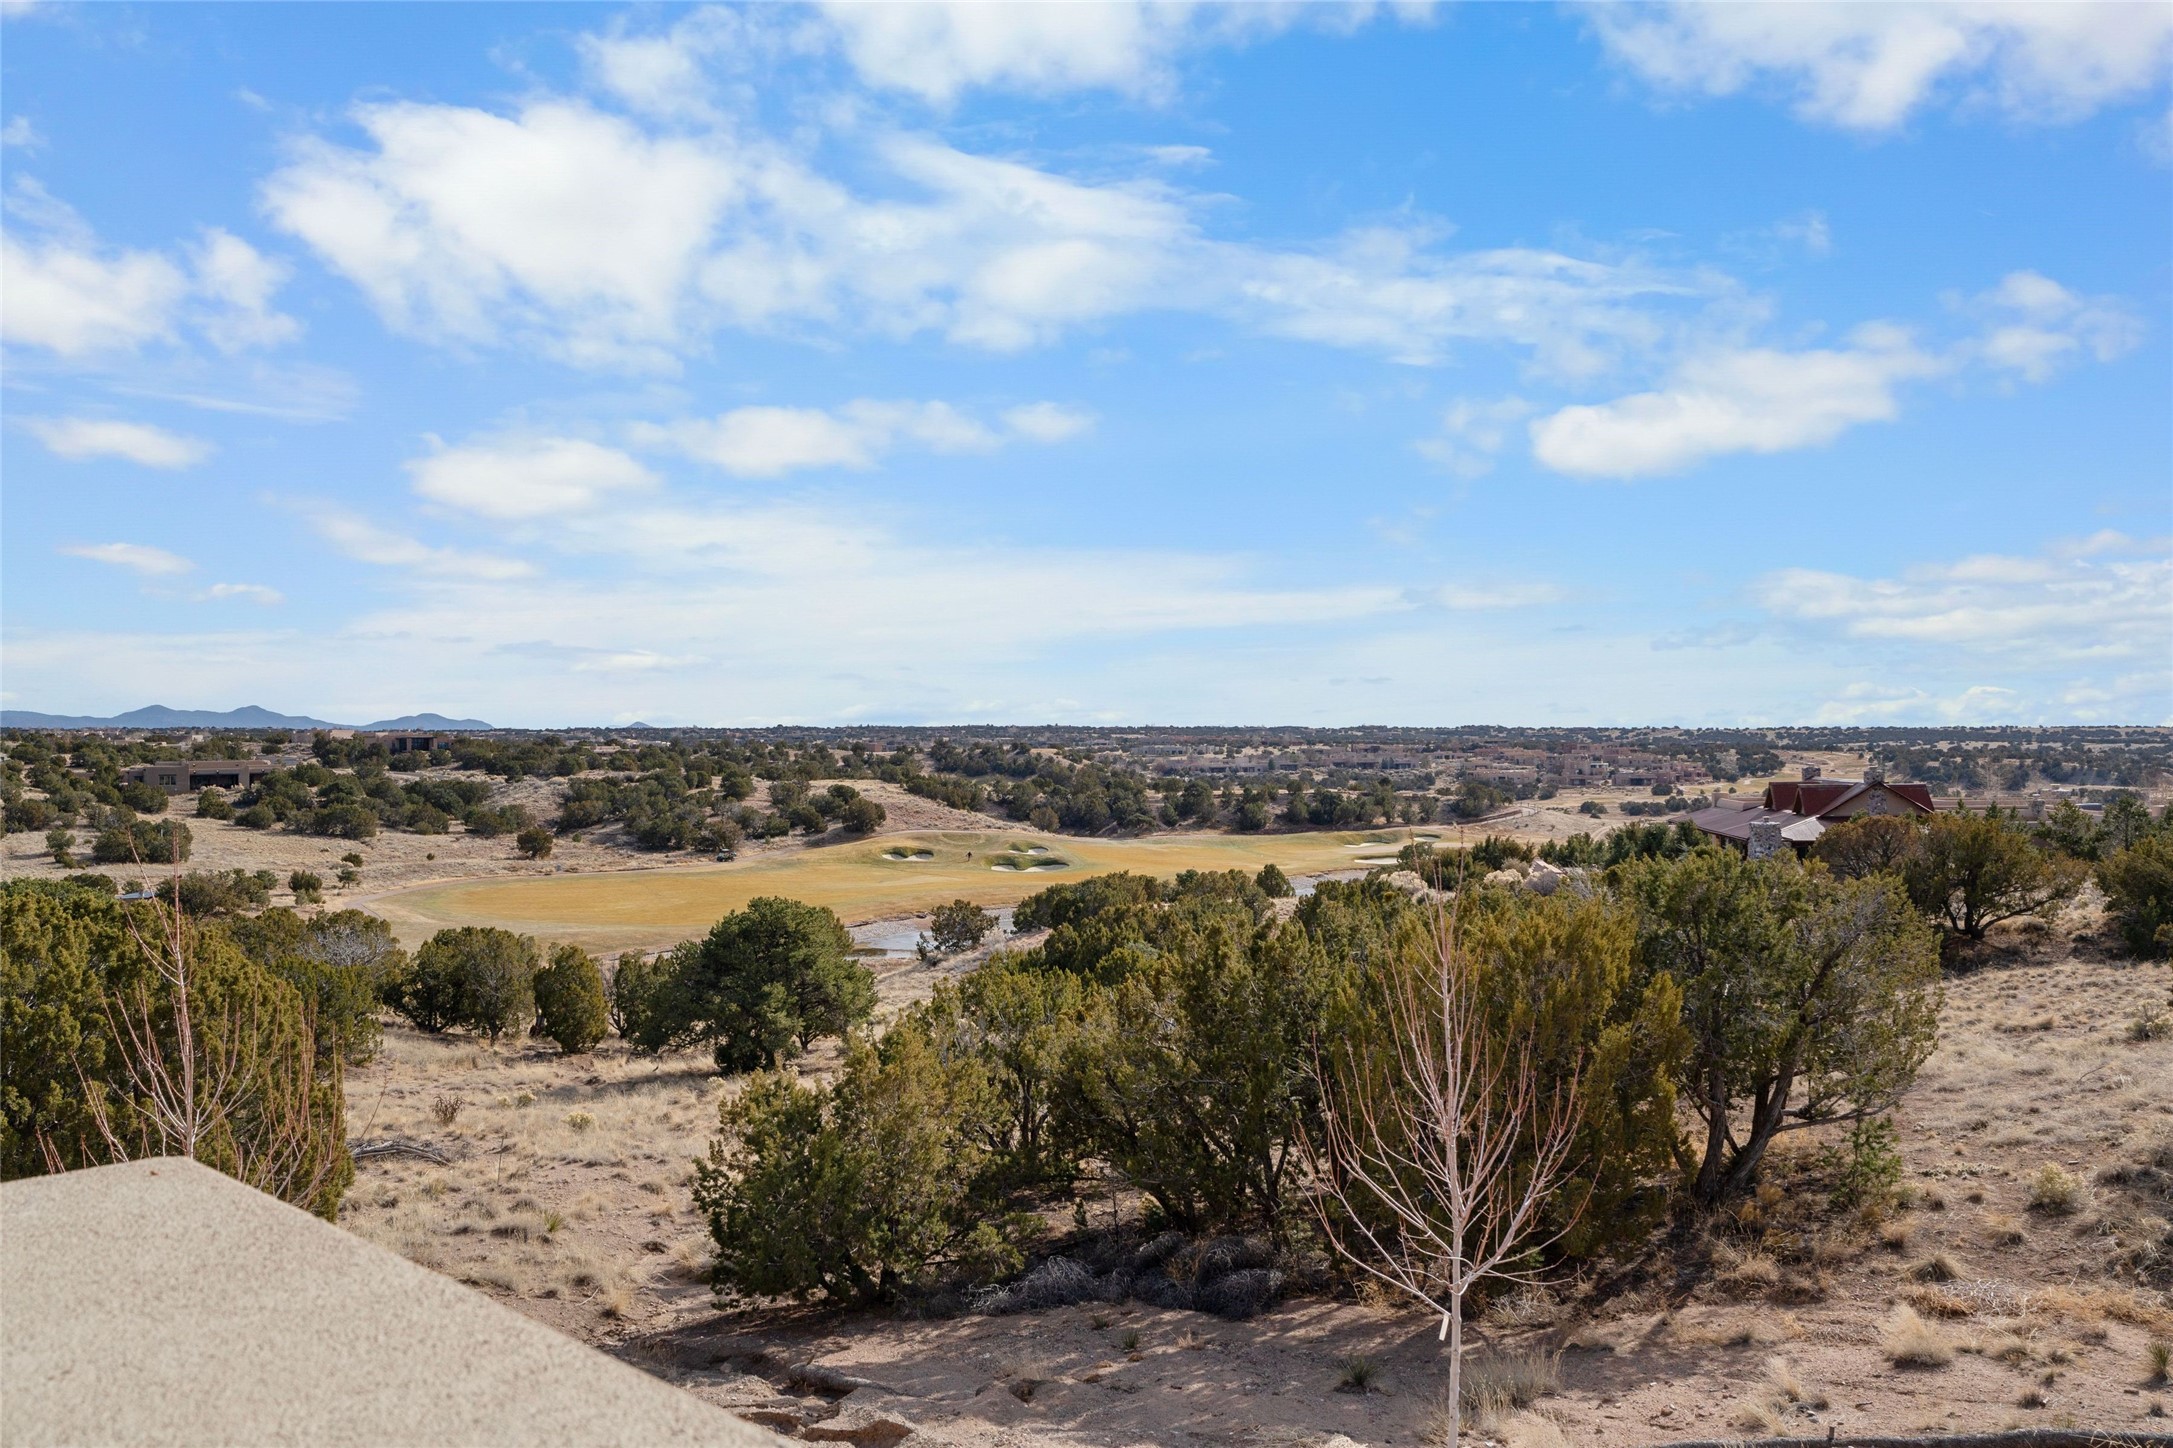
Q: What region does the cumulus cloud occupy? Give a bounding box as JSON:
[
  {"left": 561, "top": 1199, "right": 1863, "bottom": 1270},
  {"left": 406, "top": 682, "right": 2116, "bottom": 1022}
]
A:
[
  {"left": 59, "top": 542, "right": 194, "bottom": 576},
  {"left": 1, "top": 183, "right": 297, "bottom": 359},
  {"left": 638, "top": 398, "right": 1091, "bottom": 477},
  {"left": 262, "top": 101, "right": 740, "bottom": 368},
  {"left": 1589, "top": 2, "right": 2173, "bottom": 131},
  {"left": 24, "top": 416, "right": 212, "bottom": 469},
  {"left": 406, "top": 436, "right": 656, "bottom": 519},
  {"left": 1752, "top": 534, "right": 2171, "bottom": 665},
  {"left": 1530, "top": 323, "right": 1943, "bottom": 479},
  {"left": 261, "top": 95, "right": 1706, "bottom": 372},
  {"left": 816, "top": 3, "right": 1428, "bottom": 104},
  {"left": 1966, "top": 269, "right": 2142, "bottom": 383}
]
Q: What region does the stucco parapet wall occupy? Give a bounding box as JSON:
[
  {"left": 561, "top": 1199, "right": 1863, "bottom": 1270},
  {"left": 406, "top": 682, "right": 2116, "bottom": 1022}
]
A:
[{"left": 1, "top": 1157, "right": 781, "bottom": 1448}]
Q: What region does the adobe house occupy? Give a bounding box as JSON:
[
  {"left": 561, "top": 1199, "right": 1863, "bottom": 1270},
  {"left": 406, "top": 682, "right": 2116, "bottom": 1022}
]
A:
[
  {"left": 379, "top": 732, "right": 452, "bottom": 754},
  {"left": 123, "top": 759, "right": 277, "bottom": 794},
  {"left": 1686, "top": 764, "right": 1934, "bottom": 858}
]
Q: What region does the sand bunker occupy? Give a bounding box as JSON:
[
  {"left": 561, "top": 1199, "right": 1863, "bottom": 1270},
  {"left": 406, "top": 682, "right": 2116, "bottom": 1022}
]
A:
[{"left": 881, "top": 848, "right": 937, "bottom": 862}]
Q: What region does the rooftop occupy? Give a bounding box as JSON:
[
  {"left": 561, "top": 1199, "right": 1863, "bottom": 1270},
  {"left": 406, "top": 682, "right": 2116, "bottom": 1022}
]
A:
[{"left": 1, "top": 1159, "right": 778, "bottom": 1448}]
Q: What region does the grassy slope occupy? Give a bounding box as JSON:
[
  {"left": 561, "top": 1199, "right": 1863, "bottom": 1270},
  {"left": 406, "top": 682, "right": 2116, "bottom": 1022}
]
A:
[{"left": 369, "top": 828, "right": 1430, "bottom": 951}]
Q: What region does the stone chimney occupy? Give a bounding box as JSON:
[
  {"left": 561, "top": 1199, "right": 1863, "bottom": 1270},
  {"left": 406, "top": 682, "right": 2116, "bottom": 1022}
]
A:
[
  {"left": 1800, "top": 765, "right": 1821, "bottom": 782},
  {"left": 1864, "top": 764, "right": 1885, "bottom": 785},
  {"left": 1748, "top": 819, "right": 1784, "bottom": 860}
]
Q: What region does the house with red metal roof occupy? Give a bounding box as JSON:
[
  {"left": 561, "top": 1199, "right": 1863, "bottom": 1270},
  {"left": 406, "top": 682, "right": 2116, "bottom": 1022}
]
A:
[{"left": 1685, "top": 765, "right": 1935, "bottom": 857}]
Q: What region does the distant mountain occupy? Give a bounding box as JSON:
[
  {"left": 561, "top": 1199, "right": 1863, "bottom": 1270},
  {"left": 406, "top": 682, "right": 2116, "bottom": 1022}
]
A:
[
  {"left": 0, "top": 705, "right": 493, "bottom": 731},
  {"left": 360, "top": 713, "right": 494, "bottom": 732}
]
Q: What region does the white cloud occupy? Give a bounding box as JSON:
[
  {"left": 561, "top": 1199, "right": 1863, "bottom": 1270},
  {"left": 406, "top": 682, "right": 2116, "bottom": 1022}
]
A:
[
  {"left": 1, "top": 183, "right": 297, "bottom": 359},
  {"left": 263, "top": 96, "right": 1708, "bottom": 372},
  {"left": 1414, "top": 395, "right": 1532, "bottom": 476},
  {"left": 1, "top": 229, "right": 187, "bottom": 357},
  {"left": 1003, "top": 401, "right": 1097, "bottom": 444},
  {"left": 819, "top": 1, "right": 1201, "bottom": 103},
  {"left": 1590, "top": 2, "right": 2173, "bottom": 132},
  {"left": 59, "top": 542, "right": 194, "bottom": 576},
  {"left": 406, "top": 436, "right": 656, "bottom": 519},
  {"left": 24, "top": 416, "right": 212, "bottom": 468},
  {"left": 200, "top": 582, "right": 284, "bottom": 606},
  {"left": 1437, "top": 581, "right": 1567, "bottom": 611},
  {"left": 1530, "top": 324, "right": 1943, "bottom": 478},
  {"left": 1967, "top": 269, "right": 2142, "bottom": 383},
  {"left": 298, "top": 504, "right": 534, "bottom": 580},
  {"left": 1753, "top": 534, "right": 2172, "bottom": 665},
  {"left": 190, "top": 228, "right": 300, "bottom": 351},
  {"left": 262, "top": 101, "right": 741, "bottom": 368},
  {"left": 638, "top": 398, "right": 1089, "bottom": 477},
  {"left": 2, "top": 116, "right": 41, "bottom": 150}
]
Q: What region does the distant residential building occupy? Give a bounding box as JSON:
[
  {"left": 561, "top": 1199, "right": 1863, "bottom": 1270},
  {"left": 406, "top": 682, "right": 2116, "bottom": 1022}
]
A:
[
  {"left": 1685, "top": 764, "right": 1934, "bottom": 857},
  {"left": 124, "top": 759, "right": 276, "bottom": 794},
  {"left": 378, "top": 733, "right": 451, "bottom": 755}
]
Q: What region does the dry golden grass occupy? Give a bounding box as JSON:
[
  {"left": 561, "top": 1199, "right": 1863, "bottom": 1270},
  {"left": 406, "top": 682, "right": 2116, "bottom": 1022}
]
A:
[{"left": 1881, "top": 1305, "right": 1957, "bottom": 1367}]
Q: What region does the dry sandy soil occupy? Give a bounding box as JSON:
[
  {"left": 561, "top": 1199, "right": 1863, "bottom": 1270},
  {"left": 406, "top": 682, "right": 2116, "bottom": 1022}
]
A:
[{"left": 333, "top": 907, "right": 2173, "bottom": 1448}]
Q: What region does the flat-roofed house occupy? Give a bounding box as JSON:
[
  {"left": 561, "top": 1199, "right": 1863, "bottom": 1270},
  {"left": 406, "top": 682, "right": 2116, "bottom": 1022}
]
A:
[
  {"left": 124, "top": 759, "right": 277, "bottom": 794},
  {"left": 1685, "top": 765, "right": 1934, "bottom": 857}
]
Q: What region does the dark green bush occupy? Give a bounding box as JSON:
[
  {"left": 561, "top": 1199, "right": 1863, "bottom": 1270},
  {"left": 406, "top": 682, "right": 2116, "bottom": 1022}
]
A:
[
  {"left": 90, "top": 818, "right": 192, "bottom": 865},
  {"left": 927, "top": 898, "right": 996, "bottom": 955},
  {"left": 388, "top": 926, "right": 538, "bottom": 1040},
  {"left": 533, "top": 945, "right": 608, "bottom": 1054},
  {"left": 693, "top": 1024, "right": 1030, "bottom": 1303},
  {"left": 195, "top": 788, "right": 234, "bottom": 821},
  {"left": 2100, "top": 834, "right": 2173, "bottom": 959},
  {"left": 625, "top": 898, "right": 874, "bottom": 1072},
  {"left": 118, "top": 781, "right": 169, "bottom": 814},
  {"left": 0, "top": 881, "right": 351, "bottom": 1217},
  {"left": 1254, "top": 862, "right": 1293, "bottom": 898}
]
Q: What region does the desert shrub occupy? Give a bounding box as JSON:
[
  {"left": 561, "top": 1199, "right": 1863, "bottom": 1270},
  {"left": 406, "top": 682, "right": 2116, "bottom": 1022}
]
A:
[
  {"left": 90, "top": 817, "right": 191, "bottom": 865},
  {"left": 533, "top": 945, "right": 609, "bottom": 1055},
  {"left": 155, "top": 866, "right": 263, "bottom": 915},
  {"left": 515, "top": 825, "right": 553, "bottom": 860},
  {"left": 229, "top": 909, "right": 406, "bottom": 1067},
  {"left": 626, "top": 898, "right": 874, "bottom": 1072},
  {"left": 62, "top": 872, "right": 117, "bottom": 896},
  {"left": 912, "top": 954, "right": 1087, "bottom": 1189},
  {"left": 5, "top": 796, "right": 55, "bottom": 833},
  {"left": 288, "top": 870, "right": 323, "bottom": 905},
  {"left": 1813, "top": 815, "right": 1922, "bottom": 881},
  {"left": 234, "top": 804, "right": 275, "bottom": 830},
  {"left": 693, "top": 1023, "right": 1031, "bottom": 1304},
  {"left": 838, "top": 796, "right": 885, "bottom": 834},
  {"left": 0, "top": 880, "right": 351, "bottom": 1217},
  {"left": 388, "top": 926, "right": 538, "bottom": 1040},
  {"left": 1825, "top": 1116, "right": 1906, "bottom": 1212},
  {"left": 194, "top": 788, "right": 234, "bottom": 821},
  {"left": 305, "top": 803, "right": 378, "bottom": 841},
  {"left": 2099, "top": 834, "right": 2173, "bottom": 959},
  {"left": 118, "top": 781, "right": 169, "bottom": 814},
  {"left": 608, "top": 951, "right": 672, "bottom": 1043},
  {"left": 45, "top": 827, "right": 76, "bottom": 867},
  {"left": 927, "top": 898, "right": 997, "bottom": 955},
  {"left": 1880, "top": 1305, "right": 1954, "bottom": 1367},
  {"left": 1903, "top": 811, "right": 2087, "bottom": 941},
  {"left": 1255, "top": 862, "right": 1293, "bottom": 898},
  {"left": 1621, "top": 849, "right": 1941, "bottom": 1204},
  {"left": 2027, "top": 1163, "right": 2081, "bottom": 1215},
  {"left": 461, "top": 803, "right": 532, "bottom": 839},
  {"left": 1055, "top": 905, "right": 1350, "bottom": 1233}
]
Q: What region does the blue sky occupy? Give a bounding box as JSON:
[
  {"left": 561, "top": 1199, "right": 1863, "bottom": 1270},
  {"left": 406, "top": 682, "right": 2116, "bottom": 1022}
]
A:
[{"left": 3, "top": 2, "right": 2168, "bottom": 728}]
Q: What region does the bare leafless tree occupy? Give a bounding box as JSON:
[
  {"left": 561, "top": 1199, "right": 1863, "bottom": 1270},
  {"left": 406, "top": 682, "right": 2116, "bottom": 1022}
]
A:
[
  {"left": 1309, "top": 902, "right": 1587, "bottom": 1442},
  {"left": 77, "top": 846, "right": 346, "bottom": 1213}
]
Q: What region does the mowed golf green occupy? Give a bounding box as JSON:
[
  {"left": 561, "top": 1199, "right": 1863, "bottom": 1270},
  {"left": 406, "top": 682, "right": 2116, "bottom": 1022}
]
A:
[{"left": 370, "top": 828, "right": 1428, "bottom": 951}]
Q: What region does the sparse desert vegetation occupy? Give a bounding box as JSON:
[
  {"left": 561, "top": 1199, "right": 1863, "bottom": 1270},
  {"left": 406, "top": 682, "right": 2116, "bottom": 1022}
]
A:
[{"left": 6, "top": 728, "right": 2172, "bottom": 1446}]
